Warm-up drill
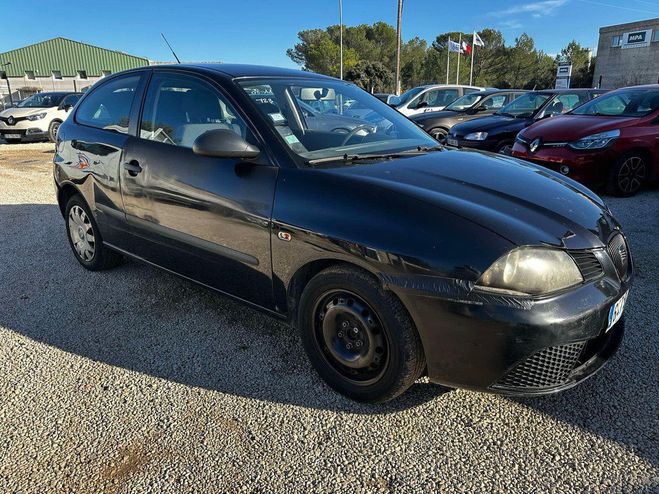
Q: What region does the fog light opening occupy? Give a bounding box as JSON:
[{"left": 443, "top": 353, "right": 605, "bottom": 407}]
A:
[{"left": 560, "top": 165, "right": 570, "bottom": 175}]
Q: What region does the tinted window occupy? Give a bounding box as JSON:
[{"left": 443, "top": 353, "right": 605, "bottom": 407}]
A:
[
  {"left": 497, "top": 93, "right": 550, "bottom": 118},
  {"left": 60, "top": 94, "right": 81, "bottom": 107},
  {"left": 480, "top": 94, "right": 507, "bottom": 110},
  {"left": 542, "top": 93, "right": 589, "bottom": 117},
  {"left": 445, "top": 93, "right": 482, "bottom": 111},
  {"left": 423, "top": 89, "right": 459, "bottom": 107},
  {"left": 140, "top": 73, "right": 248, "bottom": 148},
  {"left": 17, "top": 93, "right": 67, "bottom": 108},
  {"left": 571, "top": 88, "right": 659, "bottom": 117},
  {"left": 76, "top": 75, "right": 139, "bottom": 133}
]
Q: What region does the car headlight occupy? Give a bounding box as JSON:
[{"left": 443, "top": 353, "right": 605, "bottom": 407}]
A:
[
  {"left": 464, "top": 131, "right": 488, "bottom": 141},
  {"left": 26, "top": 112, "right": 47, "bottom": 121},
  {"left": 476, "top": 247, "right": 583, "bottom": 296},
  {"left": 568, "top": 129, "right": 619, "bottom": 150}
]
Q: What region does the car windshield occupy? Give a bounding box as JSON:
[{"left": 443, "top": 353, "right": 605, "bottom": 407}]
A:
[
  {"left": 496, "top": 92, "right": 550, "bottom": 118},
  {"left": 570, "top": 88, "right": 659, "bottom": 117},
  {"left": 397, "top": 86, "right": 425, "bottom": 106},
  {"left": 239, "top": 78, "right": 437, "bottom": 164},
  {"left": 445, "top": 93, "right": 483, "bottom": 111},
  {"left": 17, "top": 93, "right": 66, "bottom": 108}
]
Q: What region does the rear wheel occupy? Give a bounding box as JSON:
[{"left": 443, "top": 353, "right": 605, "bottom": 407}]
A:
[
  {"left": 48, "top": 120, "right": 62, "bottom": 142},
  {"left": 606, "top": 153, "right": 648, "bottom": 197},
  {"left": 298, "top": 266, "right": 425, "bottom": 403},
  {"left": 65, "top": 195, "right": 122, "bottom": 270}
]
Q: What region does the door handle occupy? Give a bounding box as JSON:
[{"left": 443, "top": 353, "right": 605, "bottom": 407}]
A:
[{"left": 123, "top": 160, "right": 142, "bottom": 176}]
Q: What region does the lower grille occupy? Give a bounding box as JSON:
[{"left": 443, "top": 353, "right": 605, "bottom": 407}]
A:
[{"left": 492, "top": 342, "right": 586, "bottom": 390}]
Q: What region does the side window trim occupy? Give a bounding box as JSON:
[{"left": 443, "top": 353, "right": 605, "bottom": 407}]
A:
[{"left": 73, "top": 71, "right": 147, "bottom": 136}]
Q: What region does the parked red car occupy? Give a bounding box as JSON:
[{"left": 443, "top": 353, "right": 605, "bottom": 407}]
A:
[{"left": 512, "top": 85, "right": 659, "bottom": 196}]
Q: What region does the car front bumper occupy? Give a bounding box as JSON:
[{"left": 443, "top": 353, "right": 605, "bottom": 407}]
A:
[
  {"left": 0, "top": 119, "right": 50, "bottom": 140},
  {"left": 384, "top": 248, "right": 631, "bottom": 396},
  {"left": 511, "top": 143, "right": 614, "bottom": 184}
]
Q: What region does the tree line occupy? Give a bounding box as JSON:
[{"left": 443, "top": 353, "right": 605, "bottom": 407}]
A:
[{"left": 287, "top": 22, "right": 594, "bottom": 93}]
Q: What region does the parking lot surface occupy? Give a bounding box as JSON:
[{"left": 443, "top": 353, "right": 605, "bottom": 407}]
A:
[{"left": 0, "top": 143, "right": 657, "bottom": 493}]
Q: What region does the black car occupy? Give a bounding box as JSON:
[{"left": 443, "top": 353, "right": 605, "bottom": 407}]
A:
[
  {"left": 54, "top": 65, "right": 631, "bottom": 403},
  {"left": 411, "top": 89, "right": 526, "bottom": 141},
  {"left": 447, "top": 89, "right": 607, "bottom": 154}
]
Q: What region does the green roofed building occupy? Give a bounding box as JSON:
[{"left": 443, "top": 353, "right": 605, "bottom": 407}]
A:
[{"left": 0, "top": 37, "right": 149, "bottom": 106}]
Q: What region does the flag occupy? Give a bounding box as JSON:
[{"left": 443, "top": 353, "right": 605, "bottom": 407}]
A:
[
  {"left": 473, "top": 31, "right": 485, "bottom": 47},
  {"left": 461, "top": 41, "right": 472, "bottom": 55},
  {"left": 448, "top": 39, "right": 462, "bottom": 53}
]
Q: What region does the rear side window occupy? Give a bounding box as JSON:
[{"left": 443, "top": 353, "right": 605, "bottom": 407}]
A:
[
  {"left": 76, "top": 75, "right": 140, "bottom": 133},
  {"left": 139, "top": 72, "right": 249, "bottom": 148}
]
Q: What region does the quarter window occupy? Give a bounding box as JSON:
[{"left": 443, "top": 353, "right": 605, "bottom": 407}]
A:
[
  {"left": 75, "top": 75, "right": 140, "bottom": 133},
  {"left": 140, "top": 73, "right": 248, "bottom": 149}
]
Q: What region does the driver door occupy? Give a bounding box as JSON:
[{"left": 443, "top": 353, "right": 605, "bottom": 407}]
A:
[{"left": 120, "top": 71, "right": 278, "bottom": 308}]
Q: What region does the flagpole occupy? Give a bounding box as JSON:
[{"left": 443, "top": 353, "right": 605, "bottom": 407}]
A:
[
  {"left": 456, "top": 33, "right": 461, "bottom": 84},
  {"left": 446, "top": 37, "right": 450, "bottom": 84},
  {"left": 470, "top": 31, "right": 475, "bottom": 86}
]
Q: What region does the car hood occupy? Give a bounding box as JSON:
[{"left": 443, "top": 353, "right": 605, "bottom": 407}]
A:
[
  {"left": 0, "top": 107, "right": 54, "bottom": 118},
  {"left": 520, "top": 114, "right": 640, "bottom": 141},
  {"left": 323, "top": 149, "right": 618, "bottom": 249},
  {"left": 450, "top": 114, "right": 528, "bottom": 136}
]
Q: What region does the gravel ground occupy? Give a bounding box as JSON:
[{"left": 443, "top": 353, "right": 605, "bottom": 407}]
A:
[{"left": 0, "top": 143, "right": 657, "bottom": 493}]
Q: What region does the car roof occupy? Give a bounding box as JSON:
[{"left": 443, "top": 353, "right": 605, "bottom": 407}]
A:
[
  {"left": 533, "top": 88, "right": 600, "bottom": 94},
  {"left": 152, "top": 63, "right": 335, "bottom": 80},
  {"left": 475, "top": 89, "right": 527, "bottom": 96}
]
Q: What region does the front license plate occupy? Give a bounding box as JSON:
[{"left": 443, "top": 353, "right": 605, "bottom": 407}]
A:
[
  {"left": 4, "top": 134, "right": 20, "bottom": 139},
  {"left": 446, "top": 138, "right": 458, "bottom": 147},
  {"left": 607, "top": 291, "right": 628, "bottom": 332}
]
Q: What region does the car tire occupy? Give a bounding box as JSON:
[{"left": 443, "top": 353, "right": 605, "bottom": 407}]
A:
[
  {"left": 428, "top": 127, "right": 448, "bottom": 142},
  {"left": 298, "top": 265, "right": 425, "bottom": 403},
  {"left": 606, "top": 152, "right": 648, "bottom": 197},
  {"left": 496, "top": 141, "right": 513, "bottom": 155},
  {"left": 48, "top": 120, "right": 62, "bottom": 143},
  {"left": 65, "top": 195, "right": 122, "bottom": 271}
]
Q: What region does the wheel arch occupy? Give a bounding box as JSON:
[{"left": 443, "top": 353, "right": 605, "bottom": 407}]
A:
[
  {"left": 56, "top": 182, "right": 85, "bottom": 218},
  {"left": 286, "top": 258, "right": 385, "bottom": 328}
]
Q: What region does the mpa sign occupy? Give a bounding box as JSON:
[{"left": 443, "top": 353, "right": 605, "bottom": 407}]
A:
[{"left": 622, "top": 29, "right": 652, "bottom": 49}]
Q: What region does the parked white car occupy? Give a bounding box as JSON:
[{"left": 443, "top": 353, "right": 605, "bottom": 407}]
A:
[
  {"left": 0, "top": 92, "right": 81, "bottom": 143},
  {"left": 395, "top": 84, "right": 485, "bottom": 116}
]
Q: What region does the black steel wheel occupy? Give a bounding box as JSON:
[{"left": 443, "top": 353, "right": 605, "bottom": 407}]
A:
[
  {"left": 313, "top": 290, "right": 389, "bottom": 384},
  {"left": 65, "top": 195, "right": 123, "bottom": 271},
  {"left": 607, "top": 153, "right": 647, "bottom": 197},
  {"left": 298, "top": 266, "right": 425, "bottom": 403}
]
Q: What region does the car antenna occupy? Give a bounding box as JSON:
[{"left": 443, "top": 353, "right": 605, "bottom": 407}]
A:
[{"left": 161, "top": 33, "right": 181, "bottom": 64}]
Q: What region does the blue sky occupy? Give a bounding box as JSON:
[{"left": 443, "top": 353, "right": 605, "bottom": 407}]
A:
[{"left": 1, "top": 0, "right": 658, "bottom": 66}]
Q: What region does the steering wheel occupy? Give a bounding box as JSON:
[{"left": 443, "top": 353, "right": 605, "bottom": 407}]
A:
[{"left": 338, "top": 125, "right": 374, "bottom": 146}]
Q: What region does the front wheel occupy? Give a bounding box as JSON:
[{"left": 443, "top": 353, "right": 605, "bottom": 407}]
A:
[
  {"left": 606, "top": 153, "right": 648, "bottom": 197},
  {"left": 428, "top": 127, "right": 448, "bottom": 142},
  {"left": 48, "top": 120, "right": 62, "bottom": 143},
  {"left": 65, "top": 195, "right": 122, "bottom": 270},
  {"left": 298, "top": 266, "right": 425, "bottom": 403},
  {"left": 496, "top": 141, "right": 513, "bottom": 155}
]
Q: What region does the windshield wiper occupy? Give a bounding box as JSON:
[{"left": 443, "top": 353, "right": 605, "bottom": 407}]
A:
[{"left": 306, "top": 145, "right": 443, "bottom": 165}]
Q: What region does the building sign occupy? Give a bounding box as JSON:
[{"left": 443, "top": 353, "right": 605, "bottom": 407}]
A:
[
  {"left": 621, "top": 29, "right": 652, "bottom": 49},
  {"left": 555, "top": 63, "right": 572, "bottom": 89},
  {"left": 556, "top": 64, "right": 572, "bottom": 77}
]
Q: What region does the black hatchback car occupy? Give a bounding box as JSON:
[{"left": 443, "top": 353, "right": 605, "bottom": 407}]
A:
[
  {"left": 447, "top": 88, "right": 607, "bottom": 154},
  {"left": 411, "top": 89, "right": 526, "bottom": 141},
  {"left": 54, "top": 65, "right": 632, "bottom": 403}
]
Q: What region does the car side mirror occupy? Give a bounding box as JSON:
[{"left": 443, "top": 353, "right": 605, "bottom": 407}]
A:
[
  {"left": 415, "top": 100, "right": 429, "bottom": 109},
  {"left": 192, "top": 129, "right": 260, "bottom": 159},
  {"left": 387, "top": 96, "right": 401, "bottom": 107},
  {"left": 62, "top": 104, "right": 73, "bottom": 112}
]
